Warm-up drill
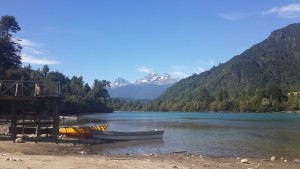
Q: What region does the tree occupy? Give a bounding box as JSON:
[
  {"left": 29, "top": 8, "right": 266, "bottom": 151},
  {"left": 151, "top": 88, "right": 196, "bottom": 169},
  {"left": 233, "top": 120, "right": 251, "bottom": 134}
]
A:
[
  {"left": 42, "top": 64, "right": 50, "bottom": 78},
  {"left": 0, "top": 16, "right": 22, "bottom": 76},
  {"left": 87, "top": 79, "right": 110, "bottom": 100},
  {"left": 70, "top": 76, "right": 84, "bottom": 96},
  {"left": 83, "top": 83, "right": 91, "bottom": 95}
]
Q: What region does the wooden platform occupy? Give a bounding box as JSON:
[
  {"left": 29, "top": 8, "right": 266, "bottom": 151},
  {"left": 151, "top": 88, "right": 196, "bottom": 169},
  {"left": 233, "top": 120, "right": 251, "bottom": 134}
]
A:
[{"left": 0, "top": 80, "right": 61, "bottom": 142}]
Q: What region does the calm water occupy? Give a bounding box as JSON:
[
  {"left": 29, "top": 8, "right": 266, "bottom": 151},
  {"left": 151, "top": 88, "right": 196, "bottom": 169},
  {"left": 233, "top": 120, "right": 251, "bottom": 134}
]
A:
[{"left": 79, "top": 112, "right": 300, "bottom": 159}]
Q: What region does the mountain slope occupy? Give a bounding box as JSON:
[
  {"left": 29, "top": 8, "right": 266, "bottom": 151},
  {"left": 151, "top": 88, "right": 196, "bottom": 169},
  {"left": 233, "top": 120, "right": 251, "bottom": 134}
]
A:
[{"left": 157, "top": 23, "right": 300, "bottom": 103}]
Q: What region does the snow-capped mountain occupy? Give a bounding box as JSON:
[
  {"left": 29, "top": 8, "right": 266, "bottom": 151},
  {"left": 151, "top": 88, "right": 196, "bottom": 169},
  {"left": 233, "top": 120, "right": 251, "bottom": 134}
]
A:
[
  {"left": 111, "top": 73, "right": 177, "bottom": 88},
  {"left": 135, "top": 73, "right": 177, "bottom": 85},
  {"left": 108, "top": 73, "right": 178, "bottom": 100},
  {"left": 110, "top": 77, "right": 131, "bottom": 88}
]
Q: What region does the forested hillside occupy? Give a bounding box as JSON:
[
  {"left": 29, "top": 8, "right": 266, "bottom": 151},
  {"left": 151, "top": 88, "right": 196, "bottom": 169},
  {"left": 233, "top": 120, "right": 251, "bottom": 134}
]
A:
[{"left": 141, "top": 23, "right": 300, "bottom": 112}]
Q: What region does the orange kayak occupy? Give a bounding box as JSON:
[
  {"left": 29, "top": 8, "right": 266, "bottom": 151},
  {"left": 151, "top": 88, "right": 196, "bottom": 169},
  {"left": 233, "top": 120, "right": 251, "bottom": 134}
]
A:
[{"left": 59, "top": 125, "right": 108, "bottom": 138}]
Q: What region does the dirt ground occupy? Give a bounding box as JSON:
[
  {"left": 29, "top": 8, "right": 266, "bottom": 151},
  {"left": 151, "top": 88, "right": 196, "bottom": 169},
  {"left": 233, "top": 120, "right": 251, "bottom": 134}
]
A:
[{"left": 0, "top": 140, "right": 300, "bottom": 169}]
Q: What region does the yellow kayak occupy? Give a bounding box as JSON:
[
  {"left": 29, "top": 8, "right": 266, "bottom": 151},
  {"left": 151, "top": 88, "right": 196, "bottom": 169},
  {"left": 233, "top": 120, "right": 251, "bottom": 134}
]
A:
[{"left": 59, "top": 125, "right": 108, "bottom": 138}]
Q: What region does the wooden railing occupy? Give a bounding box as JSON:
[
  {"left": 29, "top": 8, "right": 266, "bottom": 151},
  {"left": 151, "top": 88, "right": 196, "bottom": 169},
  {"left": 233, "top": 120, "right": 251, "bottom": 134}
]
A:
[{"left": 0, "top": 80, "right": 61, "bottom": 97}]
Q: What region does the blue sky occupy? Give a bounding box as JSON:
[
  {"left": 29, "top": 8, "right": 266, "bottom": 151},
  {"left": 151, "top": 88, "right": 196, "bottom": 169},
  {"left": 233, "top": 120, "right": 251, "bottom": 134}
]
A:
[{"left": 1, "top": 0, "right": 300, "bottom": 85}]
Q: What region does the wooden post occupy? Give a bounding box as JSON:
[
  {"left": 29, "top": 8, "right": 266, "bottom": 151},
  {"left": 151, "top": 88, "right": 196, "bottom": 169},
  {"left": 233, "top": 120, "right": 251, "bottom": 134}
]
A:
[
  {"left": 15, "top": 83, "right": 18, "bottom": 96},
  {"left": 36, "top": 99, "right": 41, "bottom": 140},
  {"left": 11, "top": 101, "right": 17, "bottom": 141},
  {"left": 36, "top": 113, "right": 41, "bottom": 138},
  {"left": 52, "top": 98, "right": 59, "bottom": 142}
]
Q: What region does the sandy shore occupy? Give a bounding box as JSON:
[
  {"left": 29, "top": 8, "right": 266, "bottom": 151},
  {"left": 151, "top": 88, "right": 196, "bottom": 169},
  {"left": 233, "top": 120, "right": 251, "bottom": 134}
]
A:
[{"left": 0, "top": 140, "right": 299, "bottom": 169}]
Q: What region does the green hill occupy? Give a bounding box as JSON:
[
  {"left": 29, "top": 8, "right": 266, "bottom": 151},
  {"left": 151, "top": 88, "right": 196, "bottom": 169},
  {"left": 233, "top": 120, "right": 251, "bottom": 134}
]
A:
[{"left": 146, "top": 23, "right": 300, "bottom": 112}]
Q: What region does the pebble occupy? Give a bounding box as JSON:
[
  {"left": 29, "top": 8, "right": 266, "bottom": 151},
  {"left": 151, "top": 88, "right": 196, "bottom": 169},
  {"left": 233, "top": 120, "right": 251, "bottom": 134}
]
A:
[
  {"left": 284, "top": 160, "right": 287, "bottom": 163},
  {"left": 15, "top": 137, "right": 23, "bottom": 143},
  {"left": 294, "top": 159, "right": 300, "bottom": 163},
  {"left": 241, "top": 159, "right": 248, "bottom": 163},
  {"left": 271, "top": 156, "right": 276, "bottom": 161},
  {"left": 5, "top": 157, "right": 21, "bottom": 161}
]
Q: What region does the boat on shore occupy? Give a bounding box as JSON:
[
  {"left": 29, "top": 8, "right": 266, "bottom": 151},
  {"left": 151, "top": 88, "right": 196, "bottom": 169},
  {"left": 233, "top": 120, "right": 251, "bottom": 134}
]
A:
[
  {"left": 91, "top": 129, "right": 164, "bottom": 141},
  {"left": 59, "top": 115, "right": 78, "bottom": 121},
  {"left": 59, "top": 125, "right": 108, "bottom": 138}
]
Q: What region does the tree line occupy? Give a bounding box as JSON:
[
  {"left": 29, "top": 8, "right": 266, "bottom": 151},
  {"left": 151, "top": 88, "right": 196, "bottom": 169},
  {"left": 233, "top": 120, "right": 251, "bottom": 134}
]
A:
[{"left": 110, "top": 84, "right": 300, "bottom": 113}]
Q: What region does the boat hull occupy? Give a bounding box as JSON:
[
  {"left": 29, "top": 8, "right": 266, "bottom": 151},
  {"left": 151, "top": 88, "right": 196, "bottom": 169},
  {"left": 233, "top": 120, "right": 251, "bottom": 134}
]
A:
[{"left": 91, "top": 130, "right": 164, "bottom": 141}]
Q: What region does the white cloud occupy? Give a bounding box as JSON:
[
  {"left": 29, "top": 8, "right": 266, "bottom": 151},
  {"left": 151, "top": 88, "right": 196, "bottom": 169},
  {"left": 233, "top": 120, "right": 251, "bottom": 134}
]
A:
[
  {"left": 170, "top": 71, "right": 189, "bottom": 78},
  {"left": 31, "top": 49, "right": 43, "bottom": 55},
  {"left": 22, "top": 54, "right": 60, "bottom": 65},
  {"left": 262, "top": 3, "right": 300, "bottom": 18},
  {"left": 17, "top": 38, "right": 41, "bottom": 47},
  {"left": 218, "top": 12, "right": 245, "bottom": 21},
  {"left": 169, "top": 66, "right": 189, "bottom": 78},
  {"left": 16, "top": 38, "right": 60, "bottom": 65},
  {"left": 138, "top": 66, "right": 152, "bottom": 73}
]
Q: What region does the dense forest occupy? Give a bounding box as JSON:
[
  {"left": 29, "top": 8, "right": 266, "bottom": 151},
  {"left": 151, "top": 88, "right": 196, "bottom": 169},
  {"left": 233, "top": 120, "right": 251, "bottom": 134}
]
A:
[{"left": 109, "top": 84, "right": 300, "bottom": 112}]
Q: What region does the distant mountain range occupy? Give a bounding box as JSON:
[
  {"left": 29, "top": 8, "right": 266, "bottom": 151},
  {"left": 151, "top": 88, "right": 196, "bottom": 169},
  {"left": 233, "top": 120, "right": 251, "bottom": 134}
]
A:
[{"left": 108, "top": 73, "right": 177, "bottom": 100}]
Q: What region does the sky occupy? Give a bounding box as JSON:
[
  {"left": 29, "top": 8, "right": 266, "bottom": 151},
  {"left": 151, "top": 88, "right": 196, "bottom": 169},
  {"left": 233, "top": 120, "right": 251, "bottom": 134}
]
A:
[{"left": 1, "top": 0, "right": 300, "bottom": 85}]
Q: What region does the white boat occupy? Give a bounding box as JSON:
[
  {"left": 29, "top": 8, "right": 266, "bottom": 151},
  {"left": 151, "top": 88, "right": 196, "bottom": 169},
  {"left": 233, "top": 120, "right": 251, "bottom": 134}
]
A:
[
  {"left": 59, "top": 116, "right": 79, "bottom": 122},
  {"left": 91, "top": 129, "right": 164, "bottom": 141}
]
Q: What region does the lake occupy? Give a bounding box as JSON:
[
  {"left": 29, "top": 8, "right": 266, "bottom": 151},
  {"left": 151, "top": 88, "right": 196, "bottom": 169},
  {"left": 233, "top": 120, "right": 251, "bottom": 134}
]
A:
[{"left": 79, "top": 112, "right": 300, "bottom": 159}]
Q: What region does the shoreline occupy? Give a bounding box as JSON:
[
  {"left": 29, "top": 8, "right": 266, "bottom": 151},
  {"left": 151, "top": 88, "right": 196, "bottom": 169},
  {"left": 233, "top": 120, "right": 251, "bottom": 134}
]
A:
[
  {"left": 0, "top": 140, "right": 300, "bottom": 169},
  {"left": 1, "top": 113, "right": 300, "bottom": 169}
]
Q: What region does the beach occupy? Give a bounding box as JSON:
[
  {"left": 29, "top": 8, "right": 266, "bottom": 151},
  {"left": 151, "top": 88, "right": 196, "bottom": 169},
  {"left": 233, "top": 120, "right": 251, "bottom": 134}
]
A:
[{"left": 1, "top": 140, "right": 300, "bottom": 169}]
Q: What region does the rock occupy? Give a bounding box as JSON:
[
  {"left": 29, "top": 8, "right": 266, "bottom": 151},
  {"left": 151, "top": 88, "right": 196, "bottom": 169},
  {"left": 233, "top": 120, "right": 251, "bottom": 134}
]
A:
[
  {"left": 241, "top": 159, "right": 249, "bottom": 163},
  {"left": 294, "top": 159, "right": 300, "bottom": 163},
  {"left": 271, "top": 156, "right": 276, "bottom": 161},
  {"left": 284, "top": 160, "right": 287, "bottom": 163},
  {"left": 15, "top": 137, "right": 23, "bottom": 143},
  {"left": 281, "top": 157, "right": 283, "bottom": 160}
]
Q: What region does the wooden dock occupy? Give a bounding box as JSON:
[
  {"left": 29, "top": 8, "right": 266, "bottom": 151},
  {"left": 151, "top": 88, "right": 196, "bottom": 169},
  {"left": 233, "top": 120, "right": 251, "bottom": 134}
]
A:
[{"left": 0, "top": 80, "right": 61, "bottom": 141}]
